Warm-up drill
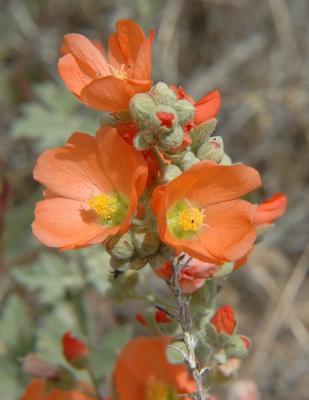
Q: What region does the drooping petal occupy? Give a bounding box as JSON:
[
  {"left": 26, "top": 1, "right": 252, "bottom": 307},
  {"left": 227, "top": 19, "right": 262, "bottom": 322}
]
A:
[
  {"left": 57, "top": 54, "right": 91, "bottom": 97},
  {"left": 61, "top": 33, "right": 110, "bottom": 79},
  {"left": 164, "top": 161, "right": 262, "bottom": 210},
  {"left": 194, "top": 90, "right": 221, "bottom": 125},
  {"left": 80, "top": 76, "right": 152, "bottom": 112},
  {"left": 34, "top": 132, "right": 112, "bottom": 202},
  {"left": 254, "top": 192, "right": 287, "bottom": 226},
  {"left": 32, "top": 198, "right": 118, "bottom": 250}
]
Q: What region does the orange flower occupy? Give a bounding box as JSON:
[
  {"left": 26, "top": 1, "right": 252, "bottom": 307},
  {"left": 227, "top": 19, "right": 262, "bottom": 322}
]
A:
[
  {"left": 152, "top": 161, "right": 262, "bottom": 264},
  {"left": 21, "top": 379, "right": 93, "bottom": 400},
  {"left": 58, "top": 19, "right": 154, "bottom": 112},
  {"left": 254, "top": 192, "right": 287, "bottom": 227},
  {"left": 211, "top": 305, "right": 236, "bottom": 335},
  {"left": 32, "top": 127, "right": 148, "bottom": 250},
  {"left": 114, "top": 336, "right": 195, "bottom": 400}
]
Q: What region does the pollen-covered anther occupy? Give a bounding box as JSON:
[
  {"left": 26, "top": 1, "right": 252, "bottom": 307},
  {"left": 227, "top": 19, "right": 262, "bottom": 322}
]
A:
[
  {"left": 87, "top": 194, "right": 118, "bottom": 219},
  {"left": 146, "top": 380, "right": 176, "bottom": 400},
  {"left": 177, "top": 207, "right": 204, "bottom": 232}
]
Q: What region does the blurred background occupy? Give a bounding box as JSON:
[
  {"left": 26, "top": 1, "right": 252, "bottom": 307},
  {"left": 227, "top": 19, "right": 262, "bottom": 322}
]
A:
[{"left": 0, "top": 0, "right": 308, "bottom": 399}]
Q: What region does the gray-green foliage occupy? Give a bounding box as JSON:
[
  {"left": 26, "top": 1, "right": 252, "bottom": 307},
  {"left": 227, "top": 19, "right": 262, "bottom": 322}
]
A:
[{"left": 10, "top": 82, "right": 99, "bottom": 149}]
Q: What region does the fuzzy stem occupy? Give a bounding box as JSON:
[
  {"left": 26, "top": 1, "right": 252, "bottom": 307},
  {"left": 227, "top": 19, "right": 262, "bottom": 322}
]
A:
[
  {"left": 87, "top": 366, "right": 102, "bottom": 400},
  {"left": 169, "top": 257, "right": 206, "bottom": 400}
]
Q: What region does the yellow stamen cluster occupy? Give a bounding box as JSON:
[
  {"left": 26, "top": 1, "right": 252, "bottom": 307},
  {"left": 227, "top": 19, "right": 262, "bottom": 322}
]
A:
[
  {"left": 109, "top": 64, "right": 127, "bottom": 80},
  {"left": 146, "top": 381, "right": 175, "bottom": 400},
  {"left": 177, "top": 207, "right": 204, "bottom": 232},
  {"left": 87, "top": 194, "right": 118, "bottom": 220}
]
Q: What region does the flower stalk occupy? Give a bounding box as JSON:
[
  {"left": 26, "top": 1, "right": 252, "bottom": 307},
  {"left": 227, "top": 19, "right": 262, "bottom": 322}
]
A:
[{"left": 169, "top": 256, "right": 209, "bottom": 400}]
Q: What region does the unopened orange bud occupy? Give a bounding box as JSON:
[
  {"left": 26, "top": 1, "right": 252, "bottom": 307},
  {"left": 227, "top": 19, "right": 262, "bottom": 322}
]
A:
[
  {"left": 155, "top": 310, "right": 172, "bottom": 324},
  {"left": 62, "top": 332, "right": 89, "bottom": 369},
  {"left": 211, "top": 305, "right": 236, "bottom": 335}
]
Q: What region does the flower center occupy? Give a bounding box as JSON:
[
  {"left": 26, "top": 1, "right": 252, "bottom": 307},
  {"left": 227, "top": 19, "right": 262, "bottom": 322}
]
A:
[
  {"left": 146, "top": 380, "right": 176, "bottom": 400},
  {"left": 87, "top": 193, "right": 128, "bottom": 226},
  {"left": 177, "top": 207, "right": 204, "bottom": 232},
  {"left": 167, "top": 201, "right": 204, "bottom": 239},
  {"left": 108, "top": 64, "right": 128, "bottom": 80}
]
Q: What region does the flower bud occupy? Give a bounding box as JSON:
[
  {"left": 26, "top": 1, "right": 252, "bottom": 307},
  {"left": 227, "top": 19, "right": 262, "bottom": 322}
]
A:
[
  {"left": 160, "top": 164, "right": 182, "bottom": 184},
  {"left": 159, "top": 126, "right": 184, "bottom": 151},
  {"left": 196, "top": 136, "right": 224, "bottom": 163},
  {"left": 220, "top": 153, "right": 232, "bottom": 165},
  {"left": 105, "top": 232, "right": 135, "bottom": 260},
  {"left": 150, "top": 82, "right": 177, "bottom": 105},
  {"left": 173, "top": 99, "right": 195, "bottom": 125},
  {"left": 211, "top": 305, "right": 236, "bottom": 335},
  {"left": 148, "top": 252, "right": 167, "bottom": 269},
  {"left": 107, "top": 270, "right": 139, "bottom": 300},
  {"left": 177, "top": 150, "right": 200, "bottom": 170},
  {"left": 190, "top": 118, "right": 217, "bottom": 146},
  {"left": 133, "top": 132, "right": 151, "bottom": 150},
  {"left": 62, "top": 332, "right": 89, "bottom": 369},
  {"left": 153, "top": 105, "right": 178, "bottom": 133},
  {"left": 224, "top": 335, "right": 249, "bottom": 359},
  {"left": 129, "top": 93, "right": 155, "bottom": 126},
  {"left": 132, "top": 227, "right": 160, "bottom": 257}
]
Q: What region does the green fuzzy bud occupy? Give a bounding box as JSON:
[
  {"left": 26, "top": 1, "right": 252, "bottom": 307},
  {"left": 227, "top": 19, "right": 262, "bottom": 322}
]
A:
[
  {"left": 132, "top": 227, "right": 160, "bottom": 257},
  {"left": 150, "top": 82, "right": 177, "bottom": 105},
  {"left": 105, "top": 232, "right": 135, "bottom": 260},
  {"left": 133, "top": 132, "right": 151, "bottom": 150},
  {"left": 190, "top": 118, "right": 217, "bottom": 146},
  {"left": 47, "top": 367, "right": 77, "bottom": 391},
  {"left": 220, "top": 153, "right": 232, "bottom": 166},
  {"left": 196, "top": 136, "right": 224, "bottom": 163},
  {"left": 129, "top": 93, "right": 155, "bottom": 126},
  {"left": 151, "top": 105, "right": 178, "bottom": 134},
  {"left": 113, "top": 110, "right": 132, "bottom": 123},
  {"left": 224, "top": 335, "right": 249, "bottom": 359},
  {"left": 177, "top": 150, "right": 200, "bottom": 170},
  {"left": 166, "top": 341, "right": 188, "bottom": 364},
  {"left": 160, "top": 164, "right": 182, "bottom": 184},
  {"left": 174, "top": 99, "right": 195, "bottom": 125},
  {"left": 159, "top": 126, "right": 184, "bottom": 151},
  {"left": 107, "top": 270, "right": 139, "bottom": 301},
  {"left": 213, "top": 349, "right": 228, "bottom": 365}
]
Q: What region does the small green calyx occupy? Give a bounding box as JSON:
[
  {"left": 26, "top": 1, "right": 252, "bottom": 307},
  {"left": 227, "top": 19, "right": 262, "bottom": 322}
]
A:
[
  {"left": 167, "top": 201, "right": 204, "bottom": 239},
  {"left": 87, "top": 193, "right": 128, "bottom": 227}
]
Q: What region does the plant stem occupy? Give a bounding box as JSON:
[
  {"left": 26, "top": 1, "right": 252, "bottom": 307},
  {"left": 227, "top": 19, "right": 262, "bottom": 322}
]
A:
[
  {"left": 169, "top": 257, "right": 206, "bottom": 400},
  {"left": 87, "top": 366, "right": 102, "bottom": 400}
]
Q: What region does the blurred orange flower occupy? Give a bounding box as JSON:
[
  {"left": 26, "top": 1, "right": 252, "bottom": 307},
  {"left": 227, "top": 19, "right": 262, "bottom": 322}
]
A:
[
  {"left": 211, "top": 305, "right": 236, "bottom": 335},
  {"left": 152, "top": 161, "right": 262, "bottom": 264},
  {"left": 114, "top": 336, "right": 195, "bottom": 400},
  {"left": 58, "top": 19, "right": 154, "bottom": 112},
  {"left": 32, "top": 127, "right": 147, "bottom": 250},
  {"left": 21, "top": 380, "right": 93, "bottom": 400}
]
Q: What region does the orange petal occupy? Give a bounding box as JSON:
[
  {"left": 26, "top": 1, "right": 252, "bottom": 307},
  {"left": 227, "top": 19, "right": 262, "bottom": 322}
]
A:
[
  {"left": 254, "top": 192, "right": 287, "bottom": 226},
  {"left": 194, "top": 90, "right": 221, "bottom": 125},
  {"left": 21, "top": 380, "right": 94, "bottom": 400},
  {"left": 132, "top": 36, "right": 152, "bottom": 80},
  {"left": 58, "top": 53, "right": 91, "bottom": 97},
  {"left": 108, "top": 19, "right": 146, "bottom": 67},
  {"left": 96, "top": 127, "right": 148, "bottom": 200},
  {"left": 34, "top": 132, "right": 112, "bottom": 202},
  {"left": 32, "top": 198, "right": 117, "bottom": 250},
  {"left": 81, "top": 76, "right": 152, "bottom": 112},
  {"left": 165, "top": 161, "right": 262, "bottom": 210},
  {"left": 151, "top": 185, "right": 167, "bottom": 215},
  {"left": 61, "top": 33, "right": 110, "bottom": 78}
]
